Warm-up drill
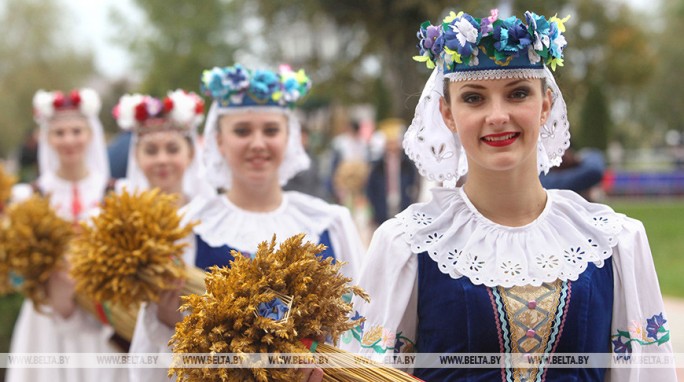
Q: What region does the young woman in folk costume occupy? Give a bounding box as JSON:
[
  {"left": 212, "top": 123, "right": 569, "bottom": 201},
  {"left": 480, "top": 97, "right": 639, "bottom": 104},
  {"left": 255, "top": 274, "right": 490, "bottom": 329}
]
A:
[
  {"left": 128, "top": 64, "right": 364, "bottom": 382},
  {"left": 7, "top": 89, "right": 129, "bottom": 382},
  {"left": 341, "top": 9, "right": 676, "bottom": 381},
  {"left": 112, "top": 89, "right": 213, "bottom": 202}
]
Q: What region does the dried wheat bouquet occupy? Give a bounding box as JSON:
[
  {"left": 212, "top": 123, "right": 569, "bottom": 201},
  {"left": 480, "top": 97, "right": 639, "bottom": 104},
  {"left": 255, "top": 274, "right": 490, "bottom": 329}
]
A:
[
  {"left": 71, "top": 188, "right": 202, "bottom": 309},
  {"left": 1, "top": 195, "right": 74, "bottom": 309}
]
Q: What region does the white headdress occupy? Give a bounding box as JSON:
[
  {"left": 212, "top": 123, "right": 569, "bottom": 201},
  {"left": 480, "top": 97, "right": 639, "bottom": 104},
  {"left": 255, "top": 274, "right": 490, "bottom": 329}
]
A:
[
  {"left": 32, "top": 88, "right": 110, "bottom": 179},
  {"left": 199, "top": 64, "right": 311, "bottom": 190},
  {"left": 113, "top": 90, "right": 213, "bottom": 198},
  {"left": 404, "top": 10, "right": 572, "bottom": 183}
]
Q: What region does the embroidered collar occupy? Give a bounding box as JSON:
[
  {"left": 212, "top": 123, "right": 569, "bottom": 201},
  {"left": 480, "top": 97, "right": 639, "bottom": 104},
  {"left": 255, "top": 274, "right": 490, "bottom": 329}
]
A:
[
  {"left": 181, "top": 191, "right": 339, "bottom": 254},
  {"left": 398, "top": 187, "right": 624, "bottom": 287}
]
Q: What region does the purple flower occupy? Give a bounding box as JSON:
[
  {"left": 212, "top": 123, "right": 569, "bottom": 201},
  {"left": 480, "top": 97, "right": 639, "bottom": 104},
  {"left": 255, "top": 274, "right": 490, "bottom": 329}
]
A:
[
  {"left": 480, "top": 9, "right": 499, "bottom": 37},
  {"left": 443, "top": 14, "right": 481, "bottom": 57},
  {"left": 493, "top": 16, "right": 532, "bottom": 56},
  {"left": 612, "top": 337, "right": 632, "bottom": 360},
  {"left": 646, "top": 313, "right": 667, "bottom": 340},
  {"left": 416, "top": 22, "right": 444, "bottom": 60},
  {"left": 225, "top": 64, "right": 250, "bottom": 93}
]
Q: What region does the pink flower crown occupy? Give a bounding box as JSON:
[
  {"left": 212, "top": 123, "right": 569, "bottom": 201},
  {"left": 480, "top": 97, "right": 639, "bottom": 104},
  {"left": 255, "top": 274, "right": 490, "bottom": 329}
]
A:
[
  {"left": 32, "top": 88, "right": 101, "bottom": 122},
  {"left": 113, "top": 90, "right": 205, "bottom": 133}
]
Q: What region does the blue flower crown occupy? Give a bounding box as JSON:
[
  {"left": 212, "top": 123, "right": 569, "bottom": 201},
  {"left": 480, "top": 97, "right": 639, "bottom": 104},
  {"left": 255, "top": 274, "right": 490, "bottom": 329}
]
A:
[
  {"left": 414, "top": 9, "right": 570, "bottom": 74},
  {"left": 200, "top": 64, "right": 312, "bottom": 109}
]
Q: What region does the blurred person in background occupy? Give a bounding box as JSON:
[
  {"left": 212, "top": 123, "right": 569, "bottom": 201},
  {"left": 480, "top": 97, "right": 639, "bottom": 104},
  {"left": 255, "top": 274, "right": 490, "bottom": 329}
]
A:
[
  {"left": 539, "top": 145, "right": 606, "bottom": 201},
  {"left": 8, "top": 88, "right": 127, "bottom": 382},
  {"left": 366, "top": 118, "right": 419, "bottom": 229}
]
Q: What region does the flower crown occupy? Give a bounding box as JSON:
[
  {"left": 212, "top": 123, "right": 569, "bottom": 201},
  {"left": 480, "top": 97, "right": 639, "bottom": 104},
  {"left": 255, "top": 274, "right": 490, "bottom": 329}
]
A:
[
  {"left": 414, "top": 9, "right": 570, "bottom": 75},
  {"left": 113, "top": 90, "right": 205, "bottom": 132},
  {"left": 32, "top": 88, "right": 101, "bottom": 122},
  {"left": 200, "top": 64, "right": 311, "bottom": 109}
]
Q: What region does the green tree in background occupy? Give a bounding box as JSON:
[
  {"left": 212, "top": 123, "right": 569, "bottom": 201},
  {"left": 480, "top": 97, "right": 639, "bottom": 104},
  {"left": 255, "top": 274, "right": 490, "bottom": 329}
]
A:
[
  {"left": 579, "top": 82, "right": 611, "bottom": 150},
  {"left": 110, "top": 0, "right": 240, "bottom": 96},
  {"left": 643, "top": 0, "right": 684, "bottom": 140},
  {"left": 0, "top": 0, "right": 95, "bottom": 158}
]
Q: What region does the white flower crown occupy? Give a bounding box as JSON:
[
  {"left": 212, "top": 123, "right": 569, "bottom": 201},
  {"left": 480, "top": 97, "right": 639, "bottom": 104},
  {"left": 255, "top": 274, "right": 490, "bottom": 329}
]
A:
[
  {"left": 32, "top": 88, "right": 101, "bottom": 122},
  {"left": 113, "top": 90, "right": 205, "bottom": 132}
]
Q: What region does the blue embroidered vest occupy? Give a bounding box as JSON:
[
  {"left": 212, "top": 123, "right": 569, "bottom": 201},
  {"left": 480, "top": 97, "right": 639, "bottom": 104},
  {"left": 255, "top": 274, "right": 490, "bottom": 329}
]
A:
[{"left": 414, "top": 251, "right": 613, "bottom": 382}]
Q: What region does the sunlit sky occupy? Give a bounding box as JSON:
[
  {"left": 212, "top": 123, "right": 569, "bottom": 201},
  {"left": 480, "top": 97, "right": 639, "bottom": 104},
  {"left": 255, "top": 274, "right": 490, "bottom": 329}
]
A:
[{"left": 64, "top": 0, "right": 659, "bottom": 80}]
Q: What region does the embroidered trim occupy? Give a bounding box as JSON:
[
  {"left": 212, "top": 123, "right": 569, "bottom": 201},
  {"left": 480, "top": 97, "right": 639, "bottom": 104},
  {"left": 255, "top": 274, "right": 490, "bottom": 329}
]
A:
[
  {"left": 498, "top": 281, "right": 563, "bottom": 382},
  {"left": 492, "top": 288, "right": 514, "bottom": 381},
  {"left": 487, "top": 288, "right": 507, "bottom": 381},
  {"left": 611, "top": 313, "right": 670, "bottom": 360},
  {"left": 399, "top": 188, "right": 625, "bottom": 287},
  {"left": 341, "top": 311, "right": 416, "bottom": 354}
]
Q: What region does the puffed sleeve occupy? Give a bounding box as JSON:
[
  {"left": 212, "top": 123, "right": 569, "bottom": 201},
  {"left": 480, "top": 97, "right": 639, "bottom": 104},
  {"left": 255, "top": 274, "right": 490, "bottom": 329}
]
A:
[
  {"left": 608, "top": 217, "right": 677, "bottom": 381},
  {"left": 339, "top": 218, "right": 418, "bottom": 371}
]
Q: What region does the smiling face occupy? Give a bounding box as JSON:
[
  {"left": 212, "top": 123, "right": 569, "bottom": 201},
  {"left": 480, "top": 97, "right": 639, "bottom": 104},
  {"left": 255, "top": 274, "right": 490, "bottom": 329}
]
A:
[
  {"left": 46, "top": 112, "right": 92, "bottom": 169},
  {"left": 135, "top": 129, "right": 194, "bottom": 194},
  {"left": 440, "top": 77, "right": 552, "bottom": 177},
  {"left": 216, "top": 111, "right": 289, "bottom": 189}
]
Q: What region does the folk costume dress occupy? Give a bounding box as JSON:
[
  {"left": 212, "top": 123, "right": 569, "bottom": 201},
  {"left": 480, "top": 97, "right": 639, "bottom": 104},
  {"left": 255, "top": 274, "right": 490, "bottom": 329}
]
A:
[
  {"left": 342, "top": 187, "right": 675, "bottom": 381},
  {"left": 7, "top": 89, "right": 128, "bottom": 382},
  {"left": 342, "top": 9, "right": 675, "bottom": 382},
  {"left": 128, "top": 65, "right": 366, "bottom": 382}
]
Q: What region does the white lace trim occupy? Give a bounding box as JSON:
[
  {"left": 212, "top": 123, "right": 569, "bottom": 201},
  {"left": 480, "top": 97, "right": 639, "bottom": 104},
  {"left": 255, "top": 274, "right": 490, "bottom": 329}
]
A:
[
  {"left": 181, "top": 191, "right": 341, "bottom": 253},
  {"left": 445, "top": 68, "right": 546, "bottom": 82},
  {"left": 397, "top": 187, "right": 625, "bottom": 288},
  {"left": 403, "top": 66, "right": 570, "bottom": 184}
]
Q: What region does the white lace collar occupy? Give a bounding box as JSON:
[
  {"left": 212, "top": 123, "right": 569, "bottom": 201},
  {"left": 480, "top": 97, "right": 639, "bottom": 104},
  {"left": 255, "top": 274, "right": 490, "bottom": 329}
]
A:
[
  {"left": 398, "top": 187, "right": 625, "bottom": 287},
  {"left": 181, "top": 191, "right": 338, "bottom": 254}
]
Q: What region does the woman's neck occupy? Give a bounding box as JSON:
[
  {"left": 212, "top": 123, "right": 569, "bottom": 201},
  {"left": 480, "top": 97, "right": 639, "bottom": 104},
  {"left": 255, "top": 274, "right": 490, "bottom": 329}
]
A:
[
  {"left": 56, "top": 163, "right": 89, "bottom": 182},
  {"left": 227, "top": 180, "right": 283, "bottom": 212},
  {"left": 463, "top": 166, "right": 547, "bottom": 227}
]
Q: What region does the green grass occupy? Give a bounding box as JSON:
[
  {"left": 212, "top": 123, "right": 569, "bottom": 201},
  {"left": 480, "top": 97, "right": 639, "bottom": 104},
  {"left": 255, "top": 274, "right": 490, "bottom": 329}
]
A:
[
  {"left": 0, "top": 293, "right": 24, "bottom": 382},
  {"left": 607, "top": 198, "right": 684, "bottom": 298}
]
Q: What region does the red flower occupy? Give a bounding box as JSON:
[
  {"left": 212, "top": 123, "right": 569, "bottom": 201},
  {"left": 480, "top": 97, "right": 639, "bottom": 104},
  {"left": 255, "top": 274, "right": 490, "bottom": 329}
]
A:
[
  {"left": 69, "top": 90, "right": 82, "bottom": 106},
  {"left": 53, "top": 92, "right": 65, "bottom": 108},
  {"left": 163, "top": 97, "right": 174, "bottom": 113},
  {"left": 134, "top": 102, "right": 148, "bottom": 121},
  {"left": 194, "top": 101, "right": 204, "bottom": 115}
]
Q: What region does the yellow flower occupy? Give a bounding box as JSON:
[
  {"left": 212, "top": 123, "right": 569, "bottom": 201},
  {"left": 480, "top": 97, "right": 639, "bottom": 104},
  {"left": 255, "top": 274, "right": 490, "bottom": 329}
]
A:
[
  {"left": 550, "top": 14, "right": 571, "bottom": 33},
  {"left": 443, "top": 11, "right": 463, "bottom": 24}
]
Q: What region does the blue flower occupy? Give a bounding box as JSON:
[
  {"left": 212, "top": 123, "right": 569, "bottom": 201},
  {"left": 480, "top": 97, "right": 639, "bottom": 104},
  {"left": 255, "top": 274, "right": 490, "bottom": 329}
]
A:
[
  {"left": 257, "top": 297, "right": 289, "bottom": 321},
  {"left": 225, "top": 64, "right": 251, "bottom": 93},
  {"left": 443, "top": 13, "right": 481, "bottom": 57},
  {"left": 547, "top": 22, "right": 566, "bottom": 58},
  {"left": 646, "top": 313, "right": 667, "bottom": 340},
  {"left": 201, "top": 68, "right": 230, "bottom": 99},
  {"left": 493, "top": 16, "right": 532, "bottom": 56},
  {"left": 351, "top": 310, "right": 365, "bottom": 331},
  {"left": 612, "top": 336, "right": 632, "bottom": 360},
  {"left": 250, "top": 70, "right": 280, "bottom": 101},
  {"left": 525, "top": 12, "right": 552, "bottom": 53}
]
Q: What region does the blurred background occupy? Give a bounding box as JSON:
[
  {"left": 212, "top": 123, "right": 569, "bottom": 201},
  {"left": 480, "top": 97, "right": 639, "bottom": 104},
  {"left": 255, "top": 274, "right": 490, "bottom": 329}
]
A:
[{"left": 1, "top": 0, "right": 683, "bottom": 379}]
